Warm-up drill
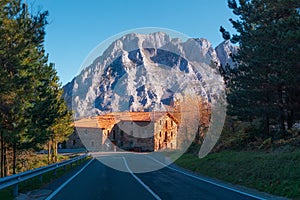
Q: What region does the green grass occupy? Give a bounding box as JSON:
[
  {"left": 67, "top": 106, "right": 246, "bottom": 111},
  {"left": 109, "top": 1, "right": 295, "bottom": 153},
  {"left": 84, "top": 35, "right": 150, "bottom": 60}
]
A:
[
  {"left": 17, "top": 154, "right": 71, "bottom": 173},
  {"left": 0, "top": 156, "right": 91, "bottom": 200},
  {"left": 175, "top": 150, "right": 300, "bottom": 199}
]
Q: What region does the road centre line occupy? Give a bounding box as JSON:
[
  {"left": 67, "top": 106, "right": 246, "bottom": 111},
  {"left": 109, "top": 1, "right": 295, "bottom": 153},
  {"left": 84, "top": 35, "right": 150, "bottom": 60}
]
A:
[{"left": 122, "top": 156, "right": 162, "bottom": 200}]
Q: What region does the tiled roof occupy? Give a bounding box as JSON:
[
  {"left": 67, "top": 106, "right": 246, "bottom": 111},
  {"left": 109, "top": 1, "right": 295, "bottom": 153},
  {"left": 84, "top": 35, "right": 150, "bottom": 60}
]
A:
[
  {"left": 97, "top": 114, "right": 116, "bottom": 129},
  {"left": 74, "top": 112, "right": 178, "bottom": 129},
  {"left": 116, "top": 112, "right": 166, "bottom": 122},
  {"left": 74, "top": 117, "right": 99, "bottom": 128}
]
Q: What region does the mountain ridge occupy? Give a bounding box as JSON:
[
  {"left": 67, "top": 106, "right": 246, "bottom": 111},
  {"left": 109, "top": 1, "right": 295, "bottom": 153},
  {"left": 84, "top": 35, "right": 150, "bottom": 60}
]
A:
[{"left": 63, "top": 32, "right": 237, "bottom": 119}]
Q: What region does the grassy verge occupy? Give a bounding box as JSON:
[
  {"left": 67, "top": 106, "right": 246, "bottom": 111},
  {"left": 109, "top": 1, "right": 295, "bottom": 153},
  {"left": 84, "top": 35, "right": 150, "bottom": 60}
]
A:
[
  {"left": 175, "top": 150, "right": 300, "bottom": 199},
  {"left": 0, "top": 156, "right": 91, "bottom": 200}
]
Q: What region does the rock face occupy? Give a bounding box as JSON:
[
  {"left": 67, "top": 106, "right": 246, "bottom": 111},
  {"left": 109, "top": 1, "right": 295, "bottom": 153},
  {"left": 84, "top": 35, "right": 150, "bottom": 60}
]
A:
[
  {"left": 63, "top": 32, "right": 237, "bottom": 119},
  {"left": 215, "top": 40, "right": 239, "bottom": 69}
]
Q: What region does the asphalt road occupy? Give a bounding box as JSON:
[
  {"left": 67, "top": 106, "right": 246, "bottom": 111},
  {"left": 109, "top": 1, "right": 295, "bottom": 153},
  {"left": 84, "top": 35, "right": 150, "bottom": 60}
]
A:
[{"left": 49, "top": 153, "right": 269, "bottom": 200}]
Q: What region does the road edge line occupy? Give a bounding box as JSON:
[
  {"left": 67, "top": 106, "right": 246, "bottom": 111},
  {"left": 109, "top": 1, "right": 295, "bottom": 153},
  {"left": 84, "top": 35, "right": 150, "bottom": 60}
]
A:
[
  {"left": 122, "top": 157, "right": 161, "bottom": 200},
  {"left": 147, "top": 156, "right": 266, "bottom": 200},
  {"left": 45, "top": 157, "right": 95, "bottom": 200}
]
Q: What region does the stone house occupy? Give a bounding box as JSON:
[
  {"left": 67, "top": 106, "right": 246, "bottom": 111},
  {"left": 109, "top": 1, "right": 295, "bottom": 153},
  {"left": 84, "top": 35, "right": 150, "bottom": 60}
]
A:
[
  {"left": 67, "top": 112, "right": 179, "bottom": 152},
  {"left": 108, "top": 112, "right": 178, "bottom": 151},
  {"left": 66, "top": 117, "right": 103, "bottom": 151}
]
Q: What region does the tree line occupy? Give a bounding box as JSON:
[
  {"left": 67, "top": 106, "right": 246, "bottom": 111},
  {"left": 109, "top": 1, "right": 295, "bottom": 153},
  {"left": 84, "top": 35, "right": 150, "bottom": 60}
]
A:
[
  {"left": 220, "top": 0, "right": 300, "bottom": 142},
  {"left": 0, "top": 0, "right": 73, "bottom": 177}
]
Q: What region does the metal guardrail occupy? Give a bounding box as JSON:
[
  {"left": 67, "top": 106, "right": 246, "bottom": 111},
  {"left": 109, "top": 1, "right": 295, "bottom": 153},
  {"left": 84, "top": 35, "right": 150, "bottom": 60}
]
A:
[{"left": 0, "top": 154, "right": 88, "bottom": 197}]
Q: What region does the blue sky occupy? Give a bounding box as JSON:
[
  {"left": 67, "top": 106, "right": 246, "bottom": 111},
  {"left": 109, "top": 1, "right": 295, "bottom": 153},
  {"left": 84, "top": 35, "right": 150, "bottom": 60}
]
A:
[{"left": 28, "top": 0, "right": 236, "bottom": 85}]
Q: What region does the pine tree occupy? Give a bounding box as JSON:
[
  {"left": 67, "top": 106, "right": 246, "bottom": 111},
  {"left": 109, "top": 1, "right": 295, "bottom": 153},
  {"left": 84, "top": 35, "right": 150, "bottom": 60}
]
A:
[
  {"left": 0, "top": 0, "right": 73, "bottom": 175},
  {"left": 222, "top": 0, "right": 300, "bottom": 138},
  {"left": 0, "top": 0, "right": 49, "bottom": 175}
]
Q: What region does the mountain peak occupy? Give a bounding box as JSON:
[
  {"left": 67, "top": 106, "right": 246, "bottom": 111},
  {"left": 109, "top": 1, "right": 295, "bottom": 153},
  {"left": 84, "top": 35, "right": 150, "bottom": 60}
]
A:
[
  {"left": 215, "top": 40, "right": 238, "bottom": 68},
  {"left": 63, "top": 33, "right": 235, "bottom": 119}
]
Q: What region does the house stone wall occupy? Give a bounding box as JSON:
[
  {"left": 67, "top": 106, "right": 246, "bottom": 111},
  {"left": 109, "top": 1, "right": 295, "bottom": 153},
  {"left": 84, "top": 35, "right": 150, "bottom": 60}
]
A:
[
  {"left": 111, "top": 121, "right": 155, "bottom": 152},
  {"left": 66, "top": 130, "right": 85, "bottom": 149},
  {"left": 66, "top": 127, "right": 103, "bottom": 151},
  {"left": 154, "top": 115, "right": 178, "bottom": 151}
]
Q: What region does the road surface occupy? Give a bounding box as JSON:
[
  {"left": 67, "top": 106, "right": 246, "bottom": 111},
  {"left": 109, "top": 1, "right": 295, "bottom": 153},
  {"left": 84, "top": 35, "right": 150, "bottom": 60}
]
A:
[{"left": 48, "top": 152, "right": 270, "bottom": 200}]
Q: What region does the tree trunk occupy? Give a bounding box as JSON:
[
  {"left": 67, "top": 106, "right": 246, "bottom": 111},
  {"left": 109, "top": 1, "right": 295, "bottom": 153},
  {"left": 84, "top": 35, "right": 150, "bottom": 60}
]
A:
[
  {"left": 266, "top": 115, "right": 270, "bottom": 138},
  {"left": 47, "top": 141, "right": 51, "bottom": 164},
  {"left": 1, "top": 130, "right": 4, "bottom": 178},
  {"left": 287, "top": 109, "right": 294, "bottom": 129},
  {"left": 265, "top": 93, "right": 270, "bottom": 138},
  {"left": 13, "top": 142, "right": 17, "bottom": 174},
  {"left": 52, "top": 140, "right": 58, "bottom": 163},
  {"left": 3, "top": 146, "right": 7, "bottom": 177},
  {"left": 278, "top": 85, "right": 286, "bottom": 133}
]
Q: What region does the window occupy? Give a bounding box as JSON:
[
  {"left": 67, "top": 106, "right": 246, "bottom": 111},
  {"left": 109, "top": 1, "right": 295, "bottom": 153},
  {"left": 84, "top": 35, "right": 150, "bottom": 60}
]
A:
[
  {"left": 113, "top": 131, "right": 116, "bottom": 140},
  {"left": 121, "top": 131, "right": 124, "bottom": 137},
  {"left": 159, "top": 131, "right": 161, "bottom": 137},
  {"left": 160, "top": 120, "right": 162, "bottom": 125},
  {"left": 165, "top": 121, "right": 168, "bottom": 129},
  {"left": 171, "top": 121, "right": 173, "bottom": 127},
  {"left": 72, "top": 140, "right": 76, "bottom": 146},
  {"left": 165, "top": 132, "right": 168, "bottom": 141},
  {"left": 171, "top": 132, "right": 173, "bottom": 137}
]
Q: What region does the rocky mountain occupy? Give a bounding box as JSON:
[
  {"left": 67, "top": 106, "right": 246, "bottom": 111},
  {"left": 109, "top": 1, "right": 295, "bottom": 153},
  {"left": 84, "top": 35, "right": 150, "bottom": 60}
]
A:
[
  {"left": 63, "top": 32, "right": 237, "bottom": 119},
  {"left": 215, "top": 40, "right": 239, "bottom": 69}
]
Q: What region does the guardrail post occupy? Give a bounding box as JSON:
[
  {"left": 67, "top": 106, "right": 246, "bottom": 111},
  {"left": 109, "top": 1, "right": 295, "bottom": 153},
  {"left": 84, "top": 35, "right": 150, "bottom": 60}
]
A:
[
  {"left": 39, "top": 175, "right": 43, "bottom": 183},
  {"left": 54, "top": 165, "right": 58, "bottom": 176},
  {"left": 13, "top": 183, "right": 18, "bottom": 197}
]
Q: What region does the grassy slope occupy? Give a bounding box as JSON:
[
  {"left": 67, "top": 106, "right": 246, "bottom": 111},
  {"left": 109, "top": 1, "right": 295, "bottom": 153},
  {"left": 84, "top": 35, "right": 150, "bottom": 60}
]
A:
[{"left": 175, "top": 150, "right": 300, "bottom": 199}]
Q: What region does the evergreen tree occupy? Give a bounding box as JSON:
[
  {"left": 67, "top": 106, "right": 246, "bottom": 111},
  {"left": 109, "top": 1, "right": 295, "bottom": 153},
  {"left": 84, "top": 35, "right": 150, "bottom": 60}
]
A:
[
  {"left": 0, "top": 0, "right": 73, "bottom": 175},
  {"left": 222, "top": 0, "right": 300, "bottom": 137}
]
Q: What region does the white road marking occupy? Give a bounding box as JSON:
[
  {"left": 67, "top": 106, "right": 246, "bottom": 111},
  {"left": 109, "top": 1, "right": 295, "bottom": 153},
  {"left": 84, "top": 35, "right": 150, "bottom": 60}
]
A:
[
  {"left": 147, "top": 156, "right": 266, "bottom": 200},
  {"left": 122, "top": 156, "right": 162, "bottom": 200},
  {"left": 45, "top": 158, "right": 94, "bottom": 200}
]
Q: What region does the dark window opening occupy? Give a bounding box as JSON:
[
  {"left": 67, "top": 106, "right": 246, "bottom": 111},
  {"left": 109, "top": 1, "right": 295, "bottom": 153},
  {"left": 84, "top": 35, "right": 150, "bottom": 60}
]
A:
[{"left": 72, "top": 140, "right": 76, "bottom": 146}]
